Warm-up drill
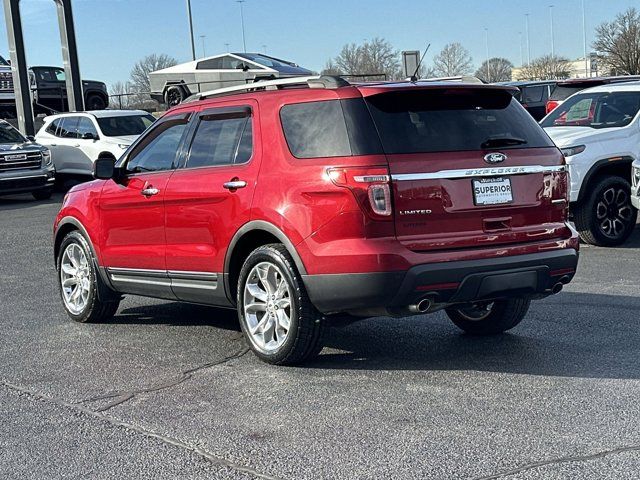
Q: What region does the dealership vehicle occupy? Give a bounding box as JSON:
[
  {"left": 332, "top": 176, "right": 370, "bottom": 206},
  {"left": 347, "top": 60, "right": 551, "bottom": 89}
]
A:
[
  {"left": 542, "top": 82, "right": 640, "bottom": 246},
  {"left": 0, "top": 119, "right": 54, "bottom": 199},
  {"left": 36, "top": 110, "right": 155, "bottom": 177},
  {"left": 500, "top": 81, "right": 556, "bottom": 120},
  {"left": 149, "top": 52, "right": 313, "bottom": 107},
  {"left": 29, "top": 66, "right": 109, "bottom": 112},
  {"left": 0, "top": 55, "right": 14, "bottom": 111},
  {"left": 546, "top": 76, "right": 640, "bottom": 116},
  {"left": 53, "top": 76, "right": 579, "bottom": 365},
  {"left": 632, "top": 159, "right": 640, "bottom": 210}
]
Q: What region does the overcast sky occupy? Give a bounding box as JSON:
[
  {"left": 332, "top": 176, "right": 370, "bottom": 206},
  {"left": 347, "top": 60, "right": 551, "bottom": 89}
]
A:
[{"left": 0, "top": 0, "right": 637, "bottom": 87}]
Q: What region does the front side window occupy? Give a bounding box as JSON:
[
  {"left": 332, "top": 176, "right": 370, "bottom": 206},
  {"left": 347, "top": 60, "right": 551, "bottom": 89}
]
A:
[
  {"left": 54, "top": 68, "right": 66, "bottom": 82},
  {"left": 523, "top": 86, "right": 544, "bottom": 103},
  {"left": 541, "top": 92, "right": 640, "bottom": 129},
  {"left": 186, "top": 113, "right": 252, "bottom": 168},
  {"left": 125, "top": 116, "right": 189, "bottom": 174},
  {"left": 96, "top": 114, "right": 155, "bottom": 137},
  {"left": 77, "top": 117, "right": 99, "bottom": 138}
]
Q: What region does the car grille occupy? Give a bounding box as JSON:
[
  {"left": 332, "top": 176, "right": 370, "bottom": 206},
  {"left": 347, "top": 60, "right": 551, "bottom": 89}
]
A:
[
  {"left": 0, "top": 151, "right": 42, "bottom": 172},
  {"left": 0, "top": 72, "right": 13, "bottom": 91},
  {"left": 0, "top": 175, "right": 46, "bottom": 190}
]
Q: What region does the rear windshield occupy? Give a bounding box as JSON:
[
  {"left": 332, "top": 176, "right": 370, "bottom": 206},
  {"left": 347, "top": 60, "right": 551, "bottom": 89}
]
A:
[
  {"left": 541, "top": 91, "right": 640, "bottom": 129},
  {"left": 550, "top": 85, "right": 585, "bottom": 101},
  {"left": 366, "top": 89, "right": 554, "bottom": 154}
]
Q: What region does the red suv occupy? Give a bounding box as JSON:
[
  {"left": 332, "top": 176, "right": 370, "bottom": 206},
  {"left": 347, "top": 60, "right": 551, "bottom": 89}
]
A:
[{"left": 53, "top": 76, "right": 579, "bottom": 365}]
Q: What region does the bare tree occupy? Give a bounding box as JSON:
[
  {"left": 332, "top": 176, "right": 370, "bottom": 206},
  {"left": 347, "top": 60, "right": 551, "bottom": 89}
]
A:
[
  {"left": 432, "top": 43, "right": 473, "bottom": 77},
  {"left": 475, "top": 57, "right": 514, "bottom": 82},
  {"left": 593, "top": 7, "right": 640, "bottom": 75},
  {"left": 129, "top": 53, "right": 178, "bottom": 94},
  {"left": 517, "top": 55, "right": 571, "bottom": 80},
  {"left": 324, "top": 38, "right": 400, "bottom": 80},
  {"left": 108, "top": 81, "right": 135, "bottom": 109}
]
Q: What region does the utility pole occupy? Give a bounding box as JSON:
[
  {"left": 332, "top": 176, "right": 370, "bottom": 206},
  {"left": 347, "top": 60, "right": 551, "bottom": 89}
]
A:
[
  {"left": 200, "top": 35, "right": 206, "bottom": 58},
  {"left": 549, "top": 5, "right": 555, "bottom": 57},
  {"left": 582, "top": 0, "right": 588, "bottom": 76},
  {"left": 525, "top": 13, "right": 531, "bottom": 65},
  {"left": 519, "top": 31, "right": 524, "bottom": 66},
  {"left": 237, "top": 0, "right": 247, "bottom": 53},
  {"left": 484, "top": 28, "right": 490, "bottom": 81},
  {"left": 186, "top": 0, "right": 195, "bottom": 60}
]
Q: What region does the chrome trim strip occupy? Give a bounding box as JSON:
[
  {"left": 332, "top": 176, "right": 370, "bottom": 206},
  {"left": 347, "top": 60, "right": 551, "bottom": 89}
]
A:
[
  {"left": 107, "top": 267, "right": 167, "bottom": 278},
  {"left": 107, "top": 267, "right": 218, "bottom": 291},
  {"left": 167, "top": 270, "right": 218, "bottom": 281},
  {"left": 391, "top": 165, "right": 566, "bottom": 181}
]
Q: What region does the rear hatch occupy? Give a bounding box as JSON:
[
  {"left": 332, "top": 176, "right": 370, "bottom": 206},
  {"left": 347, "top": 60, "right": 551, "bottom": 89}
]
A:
[{"left": 363, "top": 86, "right": 569, "bottom": 252}]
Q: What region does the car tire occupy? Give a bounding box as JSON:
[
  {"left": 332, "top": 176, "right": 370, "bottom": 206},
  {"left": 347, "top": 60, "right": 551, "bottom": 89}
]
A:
[
  {"left": 86, "top": 94, "right": 107, "bottom": 110},
  {"left": 574, "top": 176, "right": 637, "bottom": 247},
  {"left": 237, "top": 244, "right": 325, "bottom": 365},
  {"left": 32, "top": 189, "right": 52, "bottom": 200},
  {"left": 57, "top": 231, "right": 120, "bottom": 323},
  {"left": 446, "top": 298, "right": 531, "bottom": 335},
  {"left": 164, "top": 86, "right": 185, "bottom": 107}
]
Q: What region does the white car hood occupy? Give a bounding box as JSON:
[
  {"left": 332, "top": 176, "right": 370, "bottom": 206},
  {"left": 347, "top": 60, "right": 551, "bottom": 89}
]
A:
[
  {"left": 544, "top": 126, "right": 626, "bottom": 148},
  {"left": 104, "top": 135, "right": 138, "bottom": 145}
]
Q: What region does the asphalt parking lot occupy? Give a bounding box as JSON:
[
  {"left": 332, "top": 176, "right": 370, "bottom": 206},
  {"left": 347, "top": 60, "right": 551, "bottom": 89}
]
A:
[{"left": 1, "top": 192, "right": 640, "bottom": 480}]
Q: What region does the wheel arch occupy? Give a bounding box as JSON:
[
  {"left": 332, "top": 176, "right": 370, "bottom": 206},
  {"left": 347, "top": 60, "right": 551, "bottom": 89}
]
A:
[
  {"left": 576, "top": 156, "right": 634, "bottom": 203},
  {"left": 162, "top": 81, "right": 192, "bottom": 101},
  {"left": 54, "top": 217, "right": 99, "bottom": 266},
  {"left": 224, "top": 221, "right": 307, "bottom": 305}
]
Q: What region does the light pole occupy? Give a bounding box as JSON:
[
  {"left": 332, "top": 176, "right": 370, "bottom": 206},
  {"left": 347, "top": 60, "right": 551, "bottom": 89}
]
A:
[
  {"left": 525, "top": 13, "right": 531, "bottom": 65},
  {"left": 237, "top": 0, "right": 247, "bottom": 53},
  {"left": 549, "top": 5, "right": 555, "bottom": 57},
  {"left": 519, "top": 31, "right": 524, "bottom": 66},
  {"left": 484, "top": 28, "right": 490, "bottom": 81},
  {"left": 200, "top": 35, "right": 206, "bottom": 58},
  {"left": 186, "top": 0, "right": 196, "bottom": 61},
  {"left": 582, "top": 0, "right": 588, "bottom": 76},
  {"left": 262, "top": 44, "right": 267, "bottom": 55},
  {"left": 224, "top": 42, "right": 230, "bottom": 53}
]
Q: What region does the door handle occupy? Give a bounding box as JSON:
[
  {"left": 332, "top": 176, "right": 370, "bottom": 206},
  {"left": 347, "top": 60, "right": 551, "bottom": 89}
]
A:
[
  {"left": 50, "top": 144, "right": 57, "bottom": 147},
  {"left": 73, "top": 144, "right": 80, "bottom": 147},
  {"left": 223, "top": 180, "right": 247, "bottom": 190},
  {"left": 141, "top": 187, "right": 159, "bottom": 197}
]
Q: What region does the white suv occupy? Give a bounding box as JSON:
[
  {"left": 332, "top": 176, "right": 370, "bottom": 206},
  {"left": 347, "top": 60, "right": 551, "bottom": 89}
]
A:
[
  {"left": 35, "top": 110, "right": 155, "bottom": 177},
  {"left": 542, "top": 82, "right": 640, "bottom": 246}
]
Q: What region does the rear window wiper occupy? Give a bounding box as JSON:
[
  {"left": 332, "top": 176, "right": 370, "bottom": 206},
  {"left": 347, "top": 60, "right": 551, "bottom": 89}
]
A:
[{"left": 481, "top": 137, "right": 528, "bottom": 149}]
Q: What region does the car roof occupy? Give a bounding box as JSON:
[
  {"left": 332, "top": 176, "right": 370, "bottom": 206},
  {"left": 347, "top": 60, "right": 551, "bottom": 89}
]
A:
[
  {"left": 555, "top": 75, "right": 640, "bottom": 87},
  {"left": 498, "top": 80, "right": 556, "bottom": 87},
  {"left": 576, "top": 81, "right": 640, "bottom": 94},
  {"left": 45, "top": 109, "right": 152, "bottom": 120},
  {"left": 354, "top": 81, "right": 518, "bottom": 96}
]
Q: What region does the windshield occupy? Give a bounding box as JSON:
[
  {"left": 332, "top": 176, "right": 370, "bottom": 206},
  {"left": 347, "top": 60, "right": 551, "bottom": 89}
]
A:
[
  {"left": 96, "top": 114, "right": 155, "bottom": 136},
  {"left": 365, "top": 89, "right": 554, "bottom": 154},
  {"left": 0, "top": 122, "right": 26, "bottom": 144},
  {"left": 239, "top": 53, "right": 294, "bottom": 68},
  {"left": 541, "top": 91, "right": 640, "bottom": 129},
  {"left": 0, "top": 55, "right": 8, "bottom": 66}
]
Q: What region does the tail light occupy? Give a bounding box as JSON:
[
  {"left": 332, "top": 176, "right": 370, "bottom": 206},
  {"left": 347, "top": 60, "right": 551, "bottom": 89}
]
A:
[
  {"left": 327, "top": 166, "right": 392, "bottom": 218},
  {"left": 546, "top": 100, "right": 560, "bottom": 114}
]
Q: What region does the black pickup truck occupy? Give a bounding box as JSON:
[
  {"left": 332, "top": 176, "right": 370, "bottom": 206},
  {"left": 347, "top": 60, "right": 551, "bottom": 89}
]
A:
[{"left": 29, "top": 66, "right": 109, "bottom": 113}]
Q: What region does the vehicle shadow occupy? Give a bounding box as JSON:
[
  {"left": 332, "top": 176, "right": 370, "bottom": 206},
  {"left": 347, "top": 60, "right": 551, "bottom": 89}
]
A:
[
  {"left": 0, "top": 192, "right": 64, "bottom": 211},
  {"left": 113, "top": 302, "right": 241, "bottom": 332},
  {"left": 306, "top": 291, "right": 640, "bottom": 379}
]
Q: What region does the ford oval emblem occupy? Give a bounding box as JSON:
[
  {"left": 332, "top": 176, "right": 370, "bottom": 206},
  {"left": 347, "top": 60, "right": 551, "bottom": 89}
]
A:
[{"left": 484, "top": 152, "right": 507, "bottom": 164}]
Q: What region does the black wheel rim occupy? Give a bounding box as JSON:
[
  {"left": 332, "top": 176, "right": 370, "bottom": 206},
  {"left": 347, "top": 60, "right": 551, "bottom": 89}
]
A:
[
  {"left": 595, "top": 186, "right": 634, "bottom": 239},
  {"left": 168, "top": 90, "right": 181, "bottom": 106}
]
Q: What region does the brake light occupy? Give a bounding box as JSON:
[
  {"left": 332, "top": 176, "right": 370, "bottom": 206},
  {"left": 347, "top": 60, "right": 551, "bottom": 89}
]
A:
[
  {"left": 327, "top": 166, "right": 392, "bottom": 218},
  {"left": 546, "top": 100, "right": 560, "bottom": 114}
]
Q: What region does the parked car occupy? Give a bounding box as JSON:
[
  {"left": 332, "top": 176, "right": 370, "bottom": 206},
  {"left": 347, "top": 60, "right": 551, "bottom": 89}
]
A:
[
  {"left": 35, "top": 110, "right": 155, "bottom": 177},
  {"left": 632, "top": 160, "right": 640, "bottom": 211},
  {"left": 0, "top": 55, "right": 14, "bottom": 111},
  {"left": 499, "top": 81, "right": 556, "bottom": 120},
  {"left": 29, "top": 66, "right": 109, "bottom": 112},
  {"left": 541, "top": 82, "right": 640, "bottom": 246},
  {"left": 53, "top": 75, "right": 579, "bottom": 365},
  {"left": 149, "top": 52, "right": 314, "bottom": 107},
  {"left": 0, "top": 119, "right": 54, "bottom": 199},
  {"left": 546, "top": 76, "right": 640, "bottom": 116}
]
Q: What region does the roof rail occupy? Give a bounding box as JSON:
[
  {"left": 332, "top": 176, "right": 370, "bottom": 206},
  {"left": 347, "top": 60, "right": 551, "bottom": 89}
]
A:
[
  {"left": 185, "top": 75, "right": 350, "bottom": 102},
  {"left": 416, "top": 75, "right": 485, "bottom": 84}
]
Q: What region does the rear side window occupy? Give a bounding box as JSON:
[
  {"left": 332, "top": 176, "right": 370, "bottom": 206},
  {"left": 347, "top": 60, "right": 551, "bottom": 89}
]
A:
[
  {"left": 366, "top": 89, "right": 554, "bottom": 154},
  {"left": 280, "top": 99, "right": 382, "bottom": 158},
  {"left": 46, "top": 119, "right": 61, "bottom": 136},
  {"left": 550, "top": 86, "right": 582, "bottom": 101},
  {"left": 186, "top": 114, "right": 252, "bottom": 168},
  {"left": 523, "top": 86, "right": 544, "bottom": 103},
  {"left": 58, "top": 117, "right": 79, "bottom": 139}
]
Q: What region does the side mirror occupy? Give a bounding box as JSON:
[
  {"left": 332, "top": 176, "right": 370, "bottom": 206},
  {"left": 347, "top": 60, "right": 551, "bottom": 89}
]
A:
[
  {"left": 26, "top": 135, "right": 35, "bottom": 142},
  {"left": 93, "top": 157, "right": 115, "bottom": 180},
  {"left": 82, "top": 132, "right": 98, "bottom": 140}
]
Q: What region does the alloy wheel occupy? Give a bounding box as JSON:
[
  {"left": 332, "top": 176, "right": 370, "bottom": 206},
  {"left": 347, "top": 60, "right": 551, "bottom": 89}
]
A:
[
  {"left": 60, "top": 243, "right": 91, "bottom": 315},
  {"left": 596, "top": 186, "right": 634, "bottom": 239},
  {"left": 243, "top": 261, "right": 292, "bottom": 353}
]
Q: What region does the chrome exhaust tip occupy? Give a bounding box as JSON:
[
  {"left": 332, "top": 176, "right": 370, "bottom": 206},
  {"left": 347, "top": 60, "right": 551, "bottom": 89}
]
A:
[{"left": 408, "top": 297, "right": 432, "bottom": 313}]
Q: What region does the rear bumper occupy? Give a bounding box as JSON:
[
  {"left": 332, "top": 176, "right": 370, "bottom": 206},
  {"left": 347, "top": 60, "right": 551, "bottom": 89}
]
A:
[{"left": 303, "top": 248, "right": 579, "bottom": 314}]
